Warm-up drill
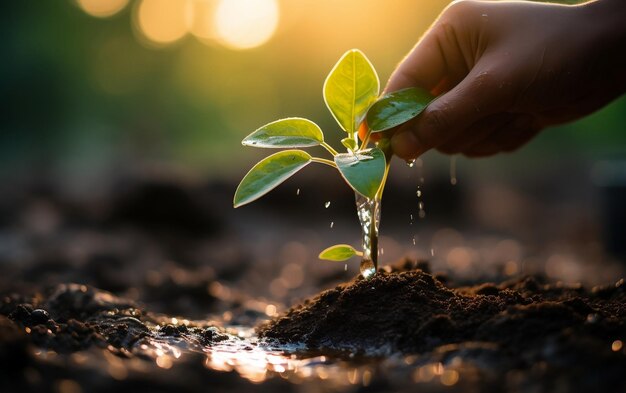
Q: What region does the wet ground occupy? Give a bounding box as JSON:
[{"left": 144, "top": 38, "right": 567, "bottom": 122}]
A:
[{"left": 1, "top": 173, "right": 625, "bottom": 392}]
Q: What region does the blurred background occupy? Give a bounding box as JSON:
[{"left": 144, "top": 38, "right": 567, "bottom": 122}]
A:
[{"left": 1, "top": 0, "right": 625, "bottom": 309}]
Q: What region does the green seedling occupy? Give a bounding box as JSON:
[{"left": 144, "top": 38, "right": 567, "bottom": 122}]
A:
[{"left": 234, "top": 49, "right": 434, "bottom": 278}]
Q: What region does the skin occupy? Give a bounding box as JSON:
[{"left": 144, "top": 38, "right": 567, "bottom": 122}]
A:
[{"left": 377, "top": 0, "right": 626, "bottom": 159}]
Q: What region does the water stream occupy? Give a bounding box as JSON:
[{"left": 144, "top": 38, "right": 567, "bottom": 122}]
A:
[{"left": 355, "top": 194, "right": 380, "bottom": 279}]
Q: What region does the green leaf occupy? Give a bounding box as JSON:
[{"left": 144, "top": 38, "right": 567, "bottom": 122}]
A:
[
  {"left": 242, "top": 117, "right": 324, "bottom": 148},
  {"left": 366, "top": 87, "right": 434, "bottom": 133},
  {"left": 323, "top": 49, "right": 379, "bottom": 133},
  {"left": 234, "top": 150, "right": 311, "bottom": 208},
  {"left": 319, "top": 244, "right": 362, "bottom": 261},
  {"left": 334, "top": 147, "right": 386, "bottom": 199},
  {"left": 341, "top": 137, "right": 357, "bottom": 151}
]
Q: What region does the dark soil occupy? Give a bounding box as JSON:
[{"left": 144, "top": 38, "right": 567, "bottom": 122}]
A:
[
  {"left": 260, "top": 259, "right": 626, "bottom": 391},
  {"left": 2, "top": 177, "right": 625, "bottom": 393},
  {"left": 0, "top": 283, "right": 290, "bottom": 393}
]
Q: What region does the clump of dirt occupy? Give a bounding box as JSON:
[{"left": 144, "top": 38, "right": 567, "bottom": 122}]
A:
[{"left": 259, "top": 260, "right": 626, "bottom": 389}]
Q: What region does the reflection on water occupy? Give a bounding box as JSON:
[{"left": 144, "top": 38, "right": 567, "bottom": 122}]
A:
[
  {"left": 142, "top": 326, "right": 372, "bottom": 385},
  {"left": 130, "top": 324, "right": 464, "bottom": 387}
]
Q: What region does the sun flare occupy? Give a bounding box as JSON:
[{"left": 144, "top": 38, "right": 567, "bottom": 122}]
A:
[
  {"left": 77, "top": 0, "right": 129, "bottom": 18},
  {"left": 213, "top": 0, "right": 280, "bottom": 50},
  {"left": 136, "top": 0, "right": 192, "bottom": 45}
]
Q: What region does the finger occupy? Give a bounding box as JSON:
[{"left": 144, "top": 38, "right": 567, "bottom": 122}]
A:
[
  {"left": 463, "top": 115, "right": 540, "bottom": 157},
  {"left": 391, "top": 57, "right": 514, "bottom": 159},
  {"left": 384, "top": 27, "right": 449, "bottom": 95},
  {"left": 436, "top": 112, "right": 516, "bottom": 155},
  {"left": 385, "top": 2, "right": 481, "bottom": 96}
]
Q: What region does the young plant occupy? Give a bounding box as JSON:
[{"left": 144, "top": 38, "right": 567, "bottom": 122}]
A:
[{"left": 233, "top": 49, "right": 434, "bottom": 278}]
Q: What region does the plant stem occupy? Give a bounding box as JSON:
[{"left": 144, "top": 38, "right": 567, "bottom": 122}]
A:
[
  {"left": 311, "top": 157, "right": 338, "bottom": 168},
  {"left": 359, "top": 128, "right": 372, "bottom": 150},
  {"left": 320, "top": 142, "right": 339, "bottom": 156},
  {"left": 375, "top": 160, "right": 391, "bottom": 201}
]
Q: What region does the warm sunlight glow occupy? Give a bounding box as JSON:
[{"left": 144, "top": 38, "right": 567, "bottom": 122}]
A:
[
  {"left": 136, "top": 0, "right": 192, "bottom": 45},
  {"left": 213, "top": 0, "right": 279, "bottom": 50},
  {"left": 189, "top": 0, "right": 218, "bottom": 41},
  {"left": 77, "top": 0, "right": 129, "bottom": 18}
]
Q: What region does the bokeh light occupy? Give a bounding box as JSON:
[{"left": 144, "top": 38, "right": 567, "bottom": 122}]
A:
[
  {"left": 76, "top": 0, "right": 129, "bottom": 18},
  {"left": 189, "top": 0, "right": 219, "bottom": 42},
  {"left": 213, "top": 0, "right": 280, "bottom": 50},
  {"left": 136, "top": 0, "right": 192, "bottom": 45}
]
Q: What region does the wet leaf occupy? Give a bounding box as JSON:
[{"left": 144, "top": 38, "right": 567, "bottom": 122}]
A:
[
  {"left": 319, "top": 244, "right": 362, "bottom": 261},
  {"left": 242, "top": 118, "right": 324, "bottom": 148},
  {"left": 323, "top": 49, "right": 379, "bottom": 133},
  {"left": 341, "top": 137, "right": 357, "bottom": 151},
  {"left": 234, "top": 150, "right": 311, "bottom": 208},
  {"left": 334, "top": 147, "right": 386, "bottom": 199},
  {"left": 366, "top": 87, "right": 434, "bottom": 133}
]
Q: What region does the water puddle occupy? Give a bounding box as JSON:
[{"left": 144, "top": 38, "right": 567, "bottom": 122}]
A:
[{"left": 133, "top": 324, "right": 389, "bottom": 385}]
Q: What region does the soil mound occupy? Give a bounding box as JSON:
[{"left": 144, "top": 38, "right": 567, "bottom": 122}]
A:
[{"left": 259, "top": 261, "right": 626, "bottom": 359}]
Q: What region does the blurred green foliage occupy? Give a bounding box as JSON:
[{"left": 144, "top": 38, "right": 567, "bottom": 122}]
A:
[{"left": 1, "top": 0, "right": 624, "bottom": 180}]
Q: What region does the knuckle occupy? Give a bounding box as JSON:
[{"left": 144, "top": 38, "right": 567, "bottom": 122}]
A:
[
  {"left": 446, "top": 0, "right": 478, "bottom": 17},
  {"left": 419, "top": 108, "right": 450, "bottom": 147}
]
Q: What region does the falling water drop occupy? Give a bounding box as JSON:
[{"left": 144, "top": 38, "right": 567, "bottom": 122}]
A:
[
  {"left": 330, "top": 221, "right": 334, "bottom": 228},
  {"left": 324, "top": 201, "right": 331, "bottom": 208},
  {"left": 296, "top": 188, "right": 300, "bottom": 195},
  {"left": 450, "top": 156, "right": 458, "bottom": 185},
  {"left": 416, "top": 189, "right": 422, "bottom": 197},
  {"left": 430, "top": 248, "right": 435, "bottom": 256},
  {"left": 344, "top": 264, "right": 348, "bottom": 271},
  {"left": 412, "top": 237, "right": 416, "bottom": 245},
  {"left": 406, "top": 159, "right": 416, "bottom": 168},
  {"left": 418, "top": 198, "right": 426, "bottom": 218}
]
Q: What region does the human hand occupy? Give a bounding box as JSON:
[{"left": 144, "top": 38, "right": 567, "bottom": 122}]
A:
[{"left": 384, "top": 0, "right": 626, "bottom": 159}]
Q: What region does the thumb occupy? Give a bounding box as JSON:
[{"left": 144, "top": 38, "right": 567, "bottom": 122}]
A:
[
  {"left": 391, "top": 60, "right": 513, "bottom": 159},
  {"left": 384, "top": 25, "right": 449, "bottom": 95}
]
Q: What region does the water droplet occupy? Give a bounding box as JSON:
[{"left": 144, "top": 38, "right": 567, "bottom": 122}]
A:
[
  {"left": 344, "top": 264, "right": 348, "bottom": 271},
  {"left": 419, "top": 210, "right": 426, "bottom": 219},
  {"left": 380, "top": 248, "right": 384, "bottom": 255},
  {"left": 416, "top": 190, "right": 422, "bottom": 197},
  {"left": 296, "top": 188, "right": 300, "bottom": 195},
  {"left": 406, "top": 159, "right": 416, "bottom": 168},
  {"left": 360, "top": 258, "right": 376, "bottom": 279},
  {"left": 324, "top": 201, "right": 331, "bottom": 208},
  {"left": 330, "top": 221, "right": 334, "bottom": 228},
  {"left": 430, "top": 248, "right": 435, "bottom": 256},
  {"left": 418, "top": 201, "right": 424, "bottom": 210},
  {"left": 412, "top": 237, "right": 416, "bottom": 245},
  {"left": 450, "top": 156, "right": 457, "bottom": 185}
]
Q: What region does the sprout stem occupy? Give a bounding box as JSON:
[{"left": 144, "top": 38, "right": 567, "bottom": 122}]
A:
[
  {"left": 320, "top": 142, "right": 339, "bottom": 156},
  {"left": 359, "top": 128, "right": 372, "bottom": 150},
  {"left": 311, "top": 157, "right": 338, "bottom": 168}
]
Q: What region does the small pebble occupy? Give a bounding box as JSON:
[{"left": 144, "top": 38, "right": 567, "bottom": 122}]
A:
[{"left": 30, "top": 309, "right": 51, "bottom": 325}]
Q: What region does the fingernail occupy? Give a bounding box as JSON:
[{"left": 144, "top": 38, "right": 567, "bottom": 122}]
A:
[{"left": 391, "top": 128, "right": 421, "bottom": 159}]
